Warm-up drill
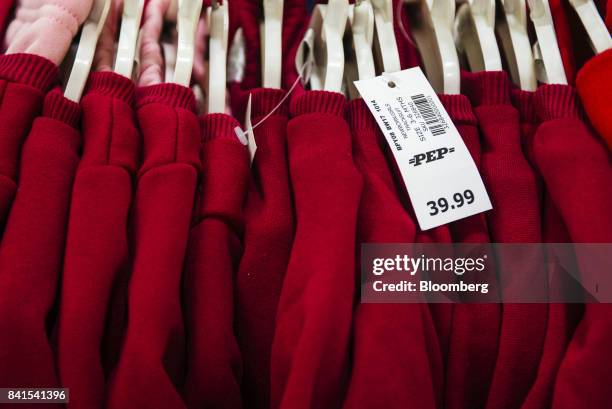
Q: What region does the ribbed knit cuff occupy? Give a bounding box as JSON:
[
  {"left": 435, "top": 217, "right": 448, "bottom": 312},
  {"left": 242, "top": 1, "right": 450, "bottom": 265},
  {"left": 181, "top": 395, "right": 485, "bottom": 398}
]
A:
[
  {"left": 249, "top": 88, "right": 289, "bottom": 119},
  {"left": 438, "top": 94, "right": 477, "bottom": 125},
  {"left": 136, "top": 83, "right": 196, "bottom": 111},
  {"left": 511, "top": 89, "right": 538, "bottom": 125},
  {"left": 535, "top": 84, "right": 582, "bottom": 121},
  {"left": 461, "top": 70, "right": 511, "bottom": 106},
  {"left": 85, "top": 72, "right": 135, "bottom": 103},
  {"left": 42, "top": 88, "right": 81, "bottom": 128},
  {"left": 0, "top": 53, "right": 58, "bottom": 91},
  {"left": 290, "top": 90, "right": 346, "bottom": 117},
  {"left": 577, "top": 48, "right": 612, "bottom": 94},
  {"left": 347, "top": 99, "right": 377, "bottom": 131},
  {"left": 200, "top": 113, "right": 242, "bottom": 142}
]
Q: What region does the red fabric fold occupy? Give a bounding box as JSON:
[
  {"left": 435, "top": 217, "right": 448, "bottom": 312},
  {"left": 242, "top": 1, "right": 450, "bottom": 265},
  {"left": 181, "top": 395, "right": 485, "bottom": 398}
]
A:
[
  {"left": 57, "top": 72, "right": 139, "bottom": 409},
  {"left": 439, "top": 93, "right": 499, "bottom": 409},
  {"left": 271, "top": 91, "right": 362, "bottom": 409},
  {"left": 107, "top": 84, "right": 200, "bottom": 409},
  {"left": 531, "top": 84, "right": 612, "bottom": 409},
  {"left": 235, "top": 88, "right": 294, "bottom": 409},
  {"left": 342, "top": 99, "right": 441, "bottom": 409},
  {"left": 576, "top": 48, "right": 612, "bottom": 151},
  {"left": 0, "top": 53, "right": 58, "bottom": 233},
  {"left": 0, "top": 90, "right": 81, "bottom": 401},
  {"left": 463, "top": 71, "right": 547, "bottom": 409},
  {"left": 183, "top": 114, "right": 249, "bottom": 409}
]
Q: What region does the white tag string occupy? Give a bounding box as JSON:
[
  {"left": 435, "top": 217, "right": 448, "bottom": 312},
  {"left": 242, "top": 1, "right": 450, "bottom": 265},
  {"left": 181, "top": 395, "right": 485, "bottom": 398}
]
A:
[{"left": 234, "top": 61, "right": 309, "bottom": 143}]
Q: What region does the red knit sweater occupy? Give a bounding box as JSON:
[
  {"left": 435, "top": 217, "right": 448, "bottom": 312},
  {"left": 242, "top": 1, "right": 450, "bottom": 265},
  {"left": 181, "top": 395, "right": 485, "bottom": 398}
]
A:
[
  {"left": 0, "top": 89, "right": 80, "bottom": 401},
  {"left": 107, "top": 84, "right": 200, "bottom": 409},
  {"left": 183, "top": 114, "right": 249, "bottom": 409},
  {"left": 57, "top": 72, "right": 139, "bottom": 409},
  {"left": 271, "top": 91, "right": 362, "bottom": 409}
]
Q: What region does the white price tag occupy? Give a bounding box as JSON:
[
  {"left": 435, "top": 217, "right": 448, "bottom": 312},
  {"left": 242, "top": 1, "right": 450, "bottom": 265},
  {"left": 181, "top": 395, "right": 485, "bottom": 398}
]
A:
[{"left": 354, "top": 68, "right": 492, "bottom": 230}]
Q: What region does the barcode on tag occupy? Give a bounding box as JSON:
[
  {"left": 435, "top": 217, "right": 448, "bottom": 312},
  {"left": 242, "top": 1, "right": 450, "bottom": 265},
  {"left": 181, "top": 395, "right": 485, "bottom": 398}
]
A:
[
  {"left": 411, "top": 94, "right": 447, "bottom": 136},
  {"left": 354, "top": 68, "right": 492, "bottom": 230}
]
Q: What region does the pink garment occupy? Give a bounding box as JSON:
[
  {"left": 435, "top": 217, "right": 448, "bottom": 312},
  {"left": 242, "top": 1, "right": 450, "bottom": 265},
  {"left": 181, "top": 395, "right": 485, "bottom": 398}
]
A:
[
  {"left": 4, "top": 0, "right": 93, "bottom": 65},
  {"left": 93, "top": 0, "right": 123, "bottom": 73}
]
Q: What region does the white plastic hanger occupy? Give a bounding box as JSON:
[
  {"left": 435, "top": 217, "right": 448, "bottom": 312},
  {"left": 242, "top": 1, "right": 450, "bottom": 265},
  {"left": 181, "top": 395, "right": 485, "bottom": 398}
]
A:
[
  {"left": 527, "top": 0, "right": 567, "bottom": 84},
  {"left": 371, "top": 0, "right": 401, "bottom": 73},
  {"left": 455, "top": 0, "right": 503, "bottom": 72},
  {"left": 298, "top": 0, "right": 348, "bottom": 92},
  {"left": 496, "top": 0, "right": 536, "bottom": 90},
  {"left": 345, "top": 0, "right": 376, "bottom": 99},
  {"left": 64, "top": 0, "right": 112, "bottom": 102},
  {"left": 262, "top": 0, "right": 283, "bottom": 88},
  {"left": 207, "top": 0, "right": 229, "bottom": 113},
  {"left": 568, "top": 0, "right": 612, "bottom": 54},
  {"left": 114, "top": 0, "right": 146, "bottom": 78},
  {"left": 351, "top": 0, "right": 376, "bottom": 80},
  {"left": 406, "top": 0, "right": 461, "bottom": 94},
  {"left": 174, "top": 0, "right": 203, "bottom": 86}
]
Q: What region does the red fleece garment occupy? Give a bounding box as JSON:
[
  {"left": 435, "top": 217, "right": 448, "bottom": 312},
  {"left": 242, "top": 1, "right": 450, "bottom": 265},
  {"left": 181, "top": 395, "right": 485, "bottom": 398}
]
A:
[
  {"left": 271, "top": 91, "right": 362, "bottom": 409},
  {"left": 342, "top": 99, "right": 441, "bottom": 409},
  {"left": 0, "top": 53, "right": 58, "bottom": 233},
  {"left": 463, "top": 71, "right": 547, "bottom": 409},
  {"left": 235, "top": 89, "right": 294, "bottom": 409},
  {"left": 0, "top": 89, "right": 80, "bottom": 398},
  {"left": 530, "top": 84, "right": 612, "bottom": 409},
  {"left": 438, "top": 94, "right": 499, "bottom": 409},
  {"left": 576, "top": 49, "right": 612, "bottom": 151},
  {"left": 56, "top": 72, "right": 139, "bottom": 409},
  {"left": 183, "top": 114, "right": 249, "bottom": 409},
  {"left": 106, "top": 84, "right": 200, "bottom": 409}
]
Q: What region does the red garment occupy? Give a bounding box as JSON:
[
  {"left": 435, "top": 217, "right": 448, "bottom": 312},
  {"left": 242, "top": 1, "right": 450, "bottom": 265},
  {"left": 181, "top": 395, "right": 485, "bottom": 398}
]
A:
[
  {"left": 463, "top": 71, "right": 547, "bottom": 409},
  {"left": 271, "top": 91, "right": 362, "bottom": 409},
  {"left": 183, "top": 114, "right": 249, "bottom": 409},
  {"left": 56, "top": 72, "right": 139, "bottom": 409},
  {"left": 576, "top": 48, "right": 612, "bottom": 151},
  {"left": 0, "top": 53, "right": 58, "bottom": 232},
  {"left": 342, "top": 99, "right": 441, "bottom": 409},
  {"left": 106, "top": 84, "right": 200, "bottom": 409},
  {"left": 0, "top": 89, "right": 81, "bottom": 397},
  {"left": 438, "top": 94, "right": 499, "bottom": 409},
  {"left": 512, "top": 88, "right": 583, "bottom": 409},
  {"left": 530, "top": 84, "right": 612, "bottom": 409},
  {"left": 235, "top": 89, "right": 294, "bottom": 409}
]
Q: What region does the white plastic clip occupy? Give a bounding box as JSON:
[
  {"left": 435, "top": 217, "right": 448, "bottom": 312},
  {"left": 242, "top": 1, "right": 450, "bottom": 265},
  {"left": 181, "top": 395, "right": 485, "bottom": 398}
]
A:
[
  {"left": 497, "top": 0, "right": 536, "bottom": 90},
  {"left": 64, "top": 0, "right": 112, "bottom": 102},
  {"left": 569, "top": 0, "right": 612, "bottom": 54},
  {"left": 455, "top": 0, "right": 503, "bottom": 72},
  {"left": 114, "top": 0, "right": 146, "bottom": 78},
  {"left": 174, "top": 0, "right": 203, "bottom": 86},
  {"left": 262, "top": 0, "right": 283, "bottom": 88},
  {"left": 371, "top": 0, "right": 401, "bottom": 73},
  {"left": 527, "top": 0, "right": 567, "bottom": 84},
  {"left": 207, "top": 0, "right": 229, "bottom": 113}
]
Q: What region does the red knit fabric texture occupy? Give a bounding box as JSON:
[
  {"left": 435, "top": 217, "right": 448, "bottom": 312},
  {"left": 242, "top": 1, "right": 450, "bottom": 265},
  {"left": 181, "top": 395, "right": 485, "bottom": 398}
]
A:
[
  {"left": 271, "top": 91, "right": 362, "bottom": 409},
  {"left": 235, "top": 88, "right": 294, "bottom": 409},
  {"left": 531, "top": 84, "right": 612, "bottom": 409},
  {"left": 343, "top": 99, "right": 441, "bottom": 409},
  {"left": 57, "top": 72, "right": 139, "bottom": 409},
  {"left": 463, "top": 71, "right": 547, "bottom": 409},
  {"left": 106, "top": 84, "right": 199, "bottom": 409},
  {"left": 576, "top": 49, "right": 612, "bottom": 152},
  {"left": 0, "top": 53, "right": 58, "bottom": 234},
  {"left": 438, "top": 93, "right": 499, "bottom": 409},
  {"left": 0, "top": 90, "right": 81, "bottom": 402},
  {"left": 183, "top": 113, "right": 249, "bottom": 409}
]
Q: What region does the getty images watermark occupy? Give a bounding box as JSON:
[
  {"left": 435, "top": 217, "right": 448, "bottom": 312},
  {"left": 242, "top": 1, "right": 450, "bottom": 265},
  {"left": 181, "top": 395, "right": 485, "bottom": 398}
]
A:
[{"left": 361, "top": 244, "right": 612, "bottom": 303}]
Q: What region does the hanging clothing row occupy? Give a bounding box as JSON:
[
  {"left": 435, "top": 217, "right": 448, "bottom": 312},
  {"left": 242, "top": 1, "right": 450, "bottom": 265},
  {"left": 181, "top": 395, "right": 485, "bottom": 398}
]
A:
[{"left": 0, "top": 0, "right": 610, "bottom": 409}]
